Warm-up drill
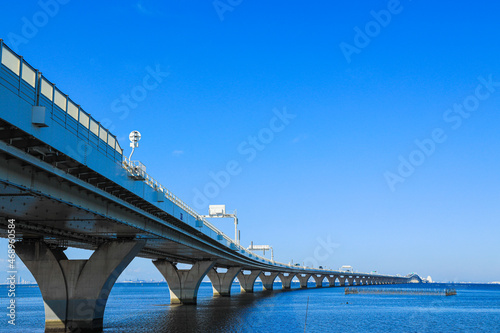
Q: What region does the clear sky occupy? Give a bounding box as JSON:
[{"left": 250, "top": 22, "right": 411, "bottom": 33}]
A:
[{"left": 1, "top": 0, "right": 500, "bottom": 283}]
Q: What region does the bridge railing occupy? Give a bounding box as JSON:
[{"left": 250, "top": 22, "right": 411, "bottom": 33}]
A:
[
  {"left": 0, "top": 42, "right": 311, "bottom": 270},
  {"left": 0, "top": 40, "right": 274, "bottom": 264},
  {"left": 1, "top": 41, "right": 411, "bottom": 278},
  {"left": 122, "top": 157, "right": 279, "bottom": 264},
  {"left": 0, "top": 40, "right": 123, "bottom": 163},
  {"left": 123, "top": 156, "right": 202, "bottom": 219},
  {"left": 0, "top": 37, "right": 271, "bottom": 266}
]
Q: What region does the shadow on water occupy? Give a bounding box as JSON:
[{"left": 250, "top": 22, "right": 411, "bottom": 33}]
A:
[
  {"left": 106, "top": 288, "right": 290, "bottom": 333},
  {"left": 159, "top": 291, "right": 277, "bottom": 332}
]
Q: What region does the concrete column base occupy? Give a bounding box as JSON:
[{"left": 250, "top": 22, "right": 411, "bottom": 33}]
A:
[
  {"left": 297, "top": 274, "right": 312, "bottom": 288},
  {"left": 153, "top": 260, "right": 215, "bottom": 304},
  {"left": 238, "top": 271, "right": 261, "bottom": 293},
  {"left": 17, "top": 240, "right": 145, "bottom": 333},
  {"left": 278, "top": 273, "right": 295, "bottom": 290},
  {"left": 206, "top": 267, "right": 241, "bottom": 297},
  {"left": 260, "top": 272, "right": 279, "bottom": 291}
]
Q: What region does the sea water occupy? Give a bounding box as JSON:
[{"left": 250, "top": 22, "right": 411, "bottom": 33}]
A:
[{"left": 1, "top": 283, "right": 499, "bottom": 332}]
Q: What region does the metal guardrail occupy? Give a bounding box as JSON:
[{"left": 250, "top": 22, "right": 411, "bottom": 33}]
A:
[
  {"left": 122, "top": 157, "right": 283, "bottom": 265},
  {"left": 0, "top": 40, "right": 123, "bottom": 160},
  {"left": 0, "top": 41, "right": 409, "bottom": 279},
  {"left": 121, "top": 158, "right": 409, "bottom": 277}
]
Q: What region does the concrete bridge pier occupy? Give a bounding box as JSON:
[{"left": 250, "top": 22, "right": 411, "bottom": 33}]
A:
[
  {"left": 260, "top": 272, "right": 279, "bottom": 291},
  {"left": 347, "top": 277, "right": 355, "bottom": 286},
  {"left": 312, "top": 275, "right": 324, "bottom": 288},
  {"left": 338, "top": 277, "right": 346, "bottom": 287},
  {"left": 326, "top": 275, "right": 337, "bottom": 287},
  {"left": 238, "top": 270, "right": 261, "bottom": 293},
  {"left": 297, "top": 274, "right": 312, "bottom": 288},
  {"left": 278, "top": 273, "right": 295, "bottom": 290},
  {"left": 16, "top": 239, "right": 145, "bottom": 333},
  {"left": 206, "top": 267, "right": 241, "bottom": 297},
  {"left": 153, "top": 260, "right": 215, "bottom": 305}
]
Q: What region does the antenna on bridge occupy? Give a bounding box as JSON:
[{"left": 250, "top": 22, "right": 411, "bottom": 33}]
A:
[{"left": 128, "top": 130, "right": 141, "bottom": 160}]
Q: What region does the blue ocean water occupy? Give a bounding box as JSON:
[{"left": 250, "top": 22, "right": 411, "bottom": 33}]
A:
[{"left": 1, "top": 282, "right": 499, "bottom": 332}]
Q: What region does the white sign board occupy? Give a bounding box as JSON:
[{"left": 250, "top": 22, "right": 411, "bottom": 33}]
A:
[
  {"left": 209, "top": 205, "right": 226, "bottom": 215},
  {"left": 249, "top": 245, "right": 271, "bottom": 251}
]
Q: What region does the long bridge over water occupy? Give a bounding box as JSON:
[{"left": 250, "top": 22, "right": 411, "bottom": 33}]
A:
[{"left": 0, "top": 40, "right": 421, "bottom": 332}]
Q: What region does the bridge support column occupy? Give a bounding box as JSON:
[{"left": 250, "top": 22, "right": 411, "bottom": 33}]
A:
[
  {"left": 347, "top": 277, "right": 354, "bottom": 286},
  {"left": 313, "top": 275, "right": 325, "bottom": 288},
  {"left": 17, "top": 239, "right": 145, "bottom": 333},
  {"left": 238, "top": 270, "right": 261, "bottom": 293},
  {"left": 326, "top": 275, "right": 337, "bottom": 287},
  {"left": 206, "top": 267, "right": 241, "bottom": 297},
  {"left": 260, "top": 272, "right": 279, "bottom": 291},
  {"left": 339, "top": 277, "right": 346, "bottom": 287},
  {"left": 297, "top": 274, "right": 312, "bottom": 288},
  {"left": 153, "top": 260, "right": 215, "bottom": 305},
  {"left": 278, "top": 273, "right": 295, "bottom": 290}
]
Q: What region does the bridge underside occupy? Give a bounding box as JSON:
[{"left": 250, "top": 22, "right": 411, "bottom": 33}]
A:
[
  {"left": 0, "top": 115, "right": 289, "bottom": 271},
  {"left": 0, "top": 177, "right": 237, "bottom": 265},
  {"left": 0, "top": 125, "right": 413, "bottom": 332},
  {"left": 0, "top": 134, "right": 274, "bottom": 269}
]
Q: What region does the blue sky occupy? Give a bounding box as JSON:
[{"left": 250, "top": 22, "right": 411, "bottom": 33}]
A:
[{"left": 1, "top": 0, "right": 500, "bottom": 283}]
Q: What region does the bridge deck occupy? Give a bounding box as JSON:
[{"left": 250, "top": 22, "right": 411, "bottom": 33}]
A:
[{"left": 0, "top": 40, "right": 406, "bottom": 280}]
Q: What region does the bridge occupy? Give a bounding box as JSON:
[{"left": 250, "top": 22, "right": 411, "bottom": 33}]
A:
[{"left": 0, "top": 40, "right": 420, "bottom": 332}]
